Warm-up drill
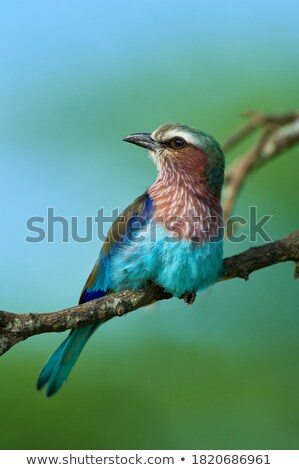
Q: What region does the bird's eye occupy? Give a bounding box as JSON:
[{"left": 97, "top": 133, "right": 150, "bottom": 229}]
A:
[{"left": 171, "top": 137, "right": 186, "bottom": 149}]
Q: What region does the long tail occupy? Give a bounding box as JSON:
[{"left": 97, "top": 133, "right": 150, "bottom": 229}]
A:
[{"left": 37, "top": 323, "right": 99, "bottom": 397}]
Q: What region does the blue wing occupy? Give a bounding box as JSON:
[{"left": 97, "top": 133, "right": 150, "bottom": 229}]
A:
[
  {"left": 79, "top": 191, "right": 153, "bottom": 303},
  {"left": 78, "top": 252, "right": 108, "bottom": 304}
]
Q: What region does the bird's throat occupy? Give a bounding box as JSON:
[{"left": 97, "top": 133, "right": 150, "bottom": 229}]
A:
[{"left": 149, "top": 167, "right": 223, "bottom": 243}]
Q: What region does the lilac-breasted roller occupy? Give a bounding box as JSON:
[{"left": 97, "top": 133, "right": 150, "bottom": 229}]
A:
[{"left": 37, "top": 124, "right": 225, "bottom": 396}]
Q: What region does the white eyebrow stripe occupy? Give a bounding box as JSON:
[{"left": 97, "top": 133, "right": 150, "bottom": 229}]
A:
[{"left": 151, "top": 128, "right": 199, "bottom": 146}]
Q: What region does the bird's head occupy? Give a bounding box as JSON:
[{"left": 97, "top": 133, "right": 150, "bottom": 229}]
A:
[{"left": 123, "top": 123, "right": 225, "bottom": 195}]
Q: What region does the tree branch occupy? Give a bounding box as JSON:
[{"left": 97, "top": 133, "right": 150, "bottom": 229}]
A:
[
  {"left": 223, "top": 110, "right": 299, "bottom": 226},
  {"left": 1, "top": 110, "right": 298, "bottom": 357},
  {"left": 1, "top": 231, "right": 298, "bottom": 356}
]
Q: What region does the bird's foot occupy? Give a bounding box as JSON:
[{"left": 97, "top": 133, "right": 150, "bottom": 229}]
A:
[{"left": 180, "top": 291, "right": 196, "bottom": 305}]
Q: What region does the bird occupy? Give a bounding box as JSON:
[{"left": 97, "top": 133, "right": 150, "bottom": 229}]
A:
[{"left": 37, "top": 123, "right": 225, "bottom": 396}]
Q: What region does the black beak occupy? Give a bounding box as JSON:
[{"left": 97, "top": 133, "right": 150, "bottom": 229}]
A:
[{"left": 123, "top": 133, "right": 160, "bottom": 151}]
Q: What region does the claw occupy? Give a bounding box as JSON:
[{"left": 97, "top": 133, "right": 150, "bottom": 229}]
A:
[{"left": 180, "top": 291, "right": 196, "bottom": 305}]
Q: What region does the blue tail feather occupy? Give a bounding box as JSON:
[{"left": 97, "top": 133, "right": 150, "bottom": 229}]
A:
[
  {"left": 37, "top": 323, "right": 99, "bottom": 397},
  {"left": 36, "top": 336, "right": 69, "bottom": 391}
]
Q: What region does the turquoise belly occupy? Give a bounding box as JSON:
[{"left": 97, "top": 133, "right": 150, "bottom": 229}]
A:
[{"left": 108, "top": 223, "right": 223, "bottom": 297}]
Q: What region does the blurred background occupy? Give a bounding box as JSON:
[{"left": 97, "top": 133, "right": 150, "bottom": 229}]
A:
[{"left": 0, "top": 0, "right": 299, "bottom": 450}]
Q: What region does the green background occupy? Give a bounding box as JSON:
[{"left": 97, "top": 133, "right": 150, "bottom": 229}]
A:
[{"left": 0, "top": 0, "right": 299, "bottom": 449}]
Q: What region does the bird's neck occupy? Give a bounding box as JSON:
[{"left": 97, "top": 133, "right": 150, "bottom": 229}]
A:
[{"left": 149, "top": 165, "right": 223, "bottom": 243}]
